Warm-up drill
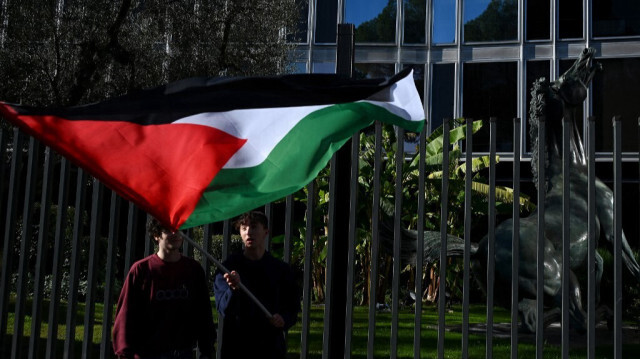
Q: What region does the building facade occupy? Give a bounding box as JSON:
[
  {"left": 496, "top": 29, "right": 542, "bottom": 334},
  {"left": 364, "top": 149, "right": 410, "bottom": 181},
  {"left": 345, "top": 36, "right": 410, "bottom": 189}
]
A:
[
  {"left": 289, "top": 0, "right": 640, "bottom": 244},
  {"left": 290, "top": 0, "right": 640, "bottom": 155}
]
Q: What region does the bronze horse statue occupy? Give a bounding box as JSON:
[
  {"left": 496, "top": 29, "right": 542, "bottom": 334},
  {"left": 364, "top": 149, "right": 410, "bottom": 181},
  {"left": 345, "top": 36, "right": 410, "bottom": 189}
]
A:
[
  {"left": 384, "top": 48, "right": 640, "bottom": 333},
  {"left": 475, "top": 47, "right": 640, "bottom": 333}
]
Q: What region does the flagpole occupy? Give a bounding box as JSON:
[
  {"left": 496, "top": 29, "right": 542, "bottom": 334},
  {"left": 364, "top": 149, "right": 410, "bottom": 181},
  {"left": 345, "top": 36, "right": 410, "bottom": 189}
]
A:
[{"left": 179, "top": 232, "right": 273, "bottom": 319}]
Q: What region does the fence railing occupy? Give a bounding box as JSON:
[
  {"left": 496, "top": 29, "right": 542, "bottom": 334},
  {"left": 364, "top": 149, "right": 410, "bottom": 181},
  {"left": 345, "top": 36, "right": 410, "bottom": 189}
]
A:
[{"left": 0, "top": 115, "right": 638, "bottom": 359}]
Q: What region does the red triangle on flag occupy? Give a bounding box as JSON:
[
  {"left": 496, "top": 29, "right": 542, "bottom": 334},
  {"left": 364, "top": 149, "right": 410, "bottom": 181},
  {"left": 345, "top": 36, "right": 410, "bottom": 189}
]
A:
[{"left": 8, "top": 112, "right": 246, "bottom": 229}]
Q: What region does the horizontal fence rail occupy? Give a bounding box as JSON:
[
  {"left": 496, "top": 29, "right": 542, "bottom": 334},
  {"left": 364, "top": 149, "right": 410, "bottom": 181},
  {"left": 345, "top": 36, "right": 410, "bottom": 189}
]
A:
[{"left": 0, "top": 114, "right": 639, "bottom": 358}]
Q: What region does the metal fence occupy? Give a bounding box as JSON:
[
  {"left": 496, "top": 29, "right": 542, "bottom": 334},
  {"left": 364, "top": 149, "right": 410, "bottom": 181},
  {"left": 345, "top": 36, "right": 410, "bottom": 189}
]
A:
[{"left": 0, "top": 115, "right": 637, "bottom": 359}]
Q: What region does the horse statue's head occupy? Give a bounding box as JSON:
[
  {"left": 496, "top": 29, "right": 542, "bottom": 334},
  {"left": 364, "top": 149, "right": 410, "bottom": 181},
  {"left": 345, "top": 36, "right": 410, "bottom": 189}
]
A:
[
  {"left": 529, "top": 47, "right": 602, "bottom": 190},
  {"left": 550, "top": 47, "right": 602, "bottom": 107}
]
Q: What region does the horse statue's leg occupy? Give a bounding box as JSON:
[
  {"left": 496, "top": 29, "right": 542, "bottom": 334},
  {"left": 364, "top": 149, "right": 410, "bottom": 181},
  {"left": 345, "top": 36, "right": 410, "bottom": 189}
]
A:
[{"left": 594, "top": 178, "right": 640, "bottom": 281}]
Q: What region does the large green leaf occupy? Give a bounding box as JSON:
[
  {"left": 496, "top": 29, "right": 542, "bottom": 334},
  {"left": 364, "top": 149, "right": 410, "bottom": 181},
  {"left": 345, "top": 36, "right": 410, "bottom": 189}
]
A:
[
  {"left": 471, "top": 182, "right": 536, "bottom": 212},
  {"left": 423, "top": 119, "right": 483, "bottom": 157}
]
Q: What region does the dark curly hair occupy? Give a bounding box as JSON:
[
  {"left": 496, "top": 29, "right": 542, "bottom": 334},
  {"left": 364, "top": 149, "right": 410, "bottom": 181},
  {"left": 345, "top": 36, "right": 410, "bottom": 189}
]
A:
[
  {"left": 147, "top": 217, "right": 169, "bottom": 241},
  {"left": 234, "top": 211, "right": 269, "bottom": 230}
]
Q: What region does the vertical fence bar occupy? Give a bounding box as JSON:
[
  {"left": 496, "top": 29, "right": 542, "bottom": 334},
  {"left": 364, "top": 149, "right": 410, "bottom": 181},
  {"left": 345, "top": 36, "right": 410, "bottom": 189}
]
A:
[
  {"left": 367, "top": 121, "right": 382, "bottom": 359},
  {"left": 536, "top": 116, "right": 546, "bottom": 359},
  {"left": 486, "top": 117, "right": 496, "bottom": 359},
  {"left": 46, "top": 157, "right": 70, "bottom": 358},
  {"left": 182, "top": 228, "right": 191, "bottom": 257},
  {"left": 300, "top": 180, "right": 315, "bottom": 359},
  {"left": 124, "top": 202, "right": 138, "bottom": 277},
  {"left": 414, "top": 124, "right": 426, "bottom": 359},
  {"left": 345, "top": 132, "right": 359, "bottom": 359},
  {"left": 0, "top": 129, "right": 23, "bottom": 353},
  {"left": 323, "top": 22, "right": 354, "bottom": 359},
  {"left": 612, "top": 116, "right": 622, "bottom": 359},
  {"left": 561, "top": 114, "right": 571, "bottom": 359},
  {"left": 0, "top": 128, "right": 7, "bottom": 248},
  {"left": 144, "top": 213, "right": 153, "bottom": 256},
  {"left": 216, "top": 219, "right": 232, "bottom": 359},
  {"left": 101, "top": 192, "right": 121, "bottom": 359},
  {"left": 462, "top": 118, "right": 473, "bottom": 359},
  {"left": 64, "top": 168, "right": 87, "bottom": 359},
  {"left": 391, "top": 127, "right": 405, "bottom": 359},
  {"left": 323, "top": 153, "right": 337, "bottom": 359},
  {"left": 587, "top": 116, "right": 596, "bottom": 359},
  {"left": 264, "top": 202, "right": 273, "bottom": 250},
  {"left": 511, "top": 118, "right": 521, "bottom": 358},
  {"left": 438, "top": 119, "right": 450, "bottom": 359},
  {"left": 82, "top": 179, "right": 104, "bottom": 358},
  {"left": 11, "top": 137, "right": 40, "bottom": 359},
  {"left": 202, "top": 223, "right": 212, "bottom": 278},
  {"left": 184, "top": 228, "right": 194, "bottom": 257},
  {"left": 28, "top": 146, "right": 55, "bottom": 359},
  {"left": 284, "top": 194, "right": 294, "bottom": 263}
]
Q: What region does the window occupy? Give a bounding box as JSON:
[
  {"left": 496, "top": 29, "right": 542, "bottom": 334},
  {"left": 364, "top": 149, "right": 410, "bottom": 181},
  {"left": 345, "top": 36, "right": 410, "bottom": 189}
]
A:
[
  {"left": 346, "top": 0, "right": 396, "bottom": 43},
  {"left": 354, "top": 63, "right": 396, "bottom": 79},
  {"left": 431, "top": 63, "right": 455, "bottom": 133},
  {"left": 288, "top": 0, "right": 309, "bottom": 43},
  {"left": 559, "top": 0, "right": 583, "bottom": 39},
  {"left": 526, "top": 0, "right": 550, "bottom": 40},
  {"left": 593, "top": 0, "right": 640, "bottom": 38},
  {"left": 313, "top": 62, "right": 336, "bottom": 73},
  {"left": 464, "top": 0, "right": 518, "bottom": 42},
  {"left": 463, "top": 61, "right": 517, "bottom": 152},
  {"left": 292, "top": 62, "right": 308, "bottom": 74},
  {"left": 404, "top": 0, "right": 426, "bottom": 44},
  {"left": 592, "top": 58, "right": 640, "bottom": 152},
  {"left": 432, "top": 0, "right": 456, "bottom": 44},
  {"left": 315, "top": 0, "right": 338, "bottom": 43}
]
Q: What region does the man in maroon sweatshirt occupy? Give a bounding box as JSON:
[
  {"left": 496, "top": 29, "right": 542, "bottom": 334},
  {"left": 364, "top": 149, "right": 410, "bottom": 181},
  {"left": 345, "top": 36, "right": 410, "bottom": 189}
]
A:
[{"left": 112, "top": 217, "right": 215, "bottom": 359}]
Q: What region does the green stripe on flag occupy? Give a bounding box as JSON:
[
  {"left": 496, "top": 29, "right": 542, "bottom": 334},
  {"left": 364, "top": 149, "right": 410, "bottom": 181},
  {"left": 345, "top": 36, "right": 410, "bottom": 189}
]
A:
[{"left": 181, "top": 101, "right": 422, "bottom": 228}]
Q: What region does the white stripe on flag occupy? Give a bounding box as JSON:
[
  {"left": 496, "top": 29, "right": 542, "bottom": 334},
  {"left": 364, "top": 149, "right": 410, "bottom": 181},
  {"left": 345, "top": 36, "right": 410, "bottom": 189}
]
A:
[{"left": 174, "top": 104, "right": 330, "bottom": 168}]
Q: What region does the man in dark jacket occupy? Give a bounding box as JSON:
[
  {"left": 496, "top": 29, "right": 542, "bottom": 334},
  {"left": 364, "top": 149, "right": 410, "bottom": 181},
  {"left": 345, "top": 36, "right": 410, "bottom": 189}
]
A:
[{"left": 214, "top": 211, "right": 300, "bottom": 359}]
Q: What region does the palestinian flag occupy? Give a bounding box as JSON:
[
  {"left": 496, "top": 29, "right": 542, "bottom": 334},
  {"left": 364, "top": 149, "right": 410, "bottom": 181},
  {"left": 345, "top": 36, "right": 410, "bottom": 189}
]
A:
[{"left": 0, "top": 68, "right": 424, "bottom": 230}]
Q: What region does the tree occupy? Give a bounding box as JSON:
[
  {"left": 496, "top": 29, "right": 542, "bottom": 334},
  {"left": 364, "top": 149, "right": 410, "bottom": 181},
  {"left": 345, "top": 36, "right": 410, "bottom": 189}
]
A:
[
  {"left": 0, "top": 0, "right": 300, "bottom": 108},
  {"left": 464, "top": 0, "right": 517, "bottom": 42}
]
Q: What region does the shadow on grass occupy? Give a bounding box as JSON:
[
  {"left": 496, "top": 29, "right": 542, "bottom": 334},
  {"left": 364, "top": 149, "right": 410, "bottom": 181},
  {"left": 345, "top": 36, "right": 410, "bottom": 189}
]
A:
[{"left": 2, "top": 333, "right": 102, "bottom": 358}]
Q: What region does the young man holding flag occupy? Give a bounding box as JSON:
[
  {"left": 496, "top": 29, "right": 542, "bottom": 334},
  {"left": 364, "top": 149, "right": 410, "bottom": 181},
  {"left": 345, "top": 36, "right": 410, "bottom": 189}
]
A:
[{"left": 214, "top": 211, "right": 300, "bottom": 359}]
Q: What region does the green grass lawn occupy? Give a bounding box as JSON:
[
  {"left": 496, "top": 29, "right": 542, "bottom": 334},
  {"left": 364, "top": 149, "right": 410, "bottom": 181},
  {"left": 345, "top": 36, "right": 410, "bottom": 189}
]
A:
[{"left": 4, "top": 297, "right": 638, "bottom": 358}]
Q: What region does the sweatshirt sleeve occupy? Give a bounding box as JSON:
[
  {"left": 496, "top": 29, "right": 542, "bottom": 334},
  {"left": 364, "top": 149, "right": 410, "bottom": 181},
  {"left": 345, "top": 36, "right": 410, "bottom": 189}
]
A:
[
  {"left": 213, "top": 270, "right": 234, "bottom": 317},
  {"left": 112, "top": 266, "right": 142, "bottom": 358}
]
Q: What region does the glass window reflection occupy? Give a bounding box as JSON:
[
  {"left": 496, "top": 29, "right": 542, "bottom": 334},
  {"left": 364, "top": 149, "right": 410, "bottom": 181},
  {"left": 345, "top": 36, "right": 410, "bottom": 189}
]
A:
[
  {"left": 464, "top": 0, "right": 517, "bottom": 42},
  {"left": 526, "top": 0, "right": 550, "bottom": 40},
  {"left": 463, "top": 61, "right": 517, "bottom": 152},
  {"left": 593, "top": 0, "right": 640, "bottom": 37},
  {"left": 433, "top": 0, "right": 456, "bottom": 44},
  {"left": 292, "top": 62, "right": 308, "bottom": 74},
  {"left": 315, "top": 0, "right": 338, "bottom": 43},
  {"left": 346, "top": 0, "right": 396, "bottom": 43},
  {"left": 559, "top": 0, "right": 582, "bottom": 39},
  {"left": 354, "top": 63, "right": 396, "bottom": 79},
  {"left": 431, "top": 63, "right": 455, "bottom": 134},
  {"left": 404, "top": 0, "right": 426, "bottom": 44},
  {"left": 592, "top": 58, "right": 640, "bottom": 152},
  {"left": 312, "top": 62, "right": 336, "bottom": 74},
  {"left": 287, "top": 0, "right": 309, "bottom": 43}
]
